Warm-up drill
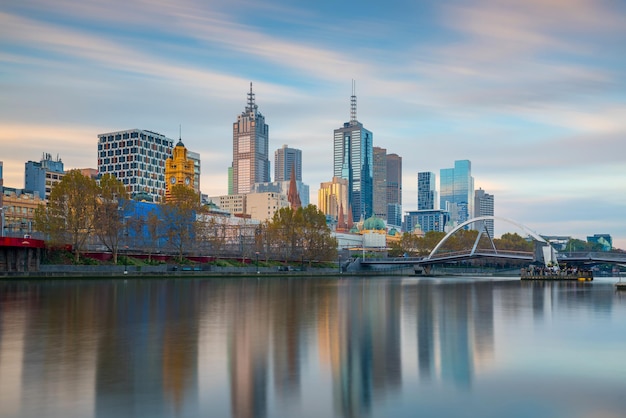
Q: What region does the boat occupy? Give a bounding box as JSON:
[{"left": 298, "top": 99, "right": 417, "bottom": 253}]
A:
[{"left": 520, "top": 266, "right": 593, "bottom": 281}]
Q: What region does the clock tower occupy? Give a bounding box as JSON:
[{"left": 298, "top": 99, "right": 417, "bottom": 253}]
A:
[{"left": 165, "top": 137, "right": 195, "bottom": 202}]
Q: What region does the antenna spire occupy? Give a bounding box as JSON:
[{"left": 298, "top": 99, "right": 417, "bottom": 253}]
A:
[
  {"left": 350, "top": 79, "right": 357, "bottom": 124},
  {"left": 246, "top": 82, "right": 257, "bottom": 114}
]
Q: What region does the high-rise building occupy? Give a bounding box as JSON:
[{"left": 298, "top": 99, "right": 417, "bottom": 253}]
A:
[
  {"left": 97, "top": 129, "right": 174, "bottom": 202},
  {"left": 318, "top": 177, "right": 349, "bottom": 222},
  {"left": 373, "top": 147, "right": 387, "bottom": 220},
  {"left": 333, "top": 84, "right": 373, "bottom": 221},
  {"left": 440, "top": 160, "right": 474, "bottom": 228},
  {"left": 165, "top": 138, "right": 196, "bottom": 202},
  {"left": 386, "top": 153, "right": 402, "bottom": 227},
  {"left": 25, "top": 153, "right": 65, "bottom": 200},
  {"left": 418, "top": 172, "right": 437, "bottom": 211},
  {"left": 474, "top": 188, "right": 494, "bottom": 237},
  {"left": 274, "top": 145, "right": 301, "bottom": 182},
  {"left": 232, "top": 83, "right": 270, "bottom": 194},
  {"left": 404, "top": 210, "right": 449, "bottom": 234}
]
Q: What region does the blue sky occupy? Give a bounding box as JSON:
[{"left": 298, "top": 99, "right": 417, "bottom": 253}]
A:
[{"left": 1, "top": 0, "right": 625, "bottom": 247}]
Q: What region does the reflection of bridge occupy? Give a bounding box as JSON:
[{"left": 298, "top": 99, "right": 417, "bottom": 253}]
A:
[{"left": 359, "top": 216, "right": 626, "bottom": 269}]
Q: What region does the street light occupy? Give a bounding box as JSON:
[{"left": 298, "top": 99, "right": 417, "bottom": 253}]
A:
[
  {"left": 338, "top": 254, "right": 342, "bottom": 275},
  {"left": 255, "top": 251, "right": 260, "bottom": 274}
]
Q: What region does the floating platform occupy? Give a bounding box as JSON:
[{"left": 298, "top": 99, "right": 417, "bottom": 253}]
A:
[
  {"left": 616, "top": 282, "right": 626, "bottom": 290},
  {"left": 520, "top": 268, "right": 593, "bottom": 281}
]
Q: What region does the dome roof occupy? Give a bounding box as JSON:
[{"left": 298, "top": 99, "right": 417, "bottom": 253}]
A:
[
  {"left": 176, "top": 139, "right": 185, "bottom": 147},
  {"left": 363, "top": 215, "right": 386, "bottom": 231}
]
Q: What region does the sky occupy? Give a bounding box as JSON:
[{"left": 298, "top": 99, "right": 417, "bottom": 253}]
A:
[{"left": 1, "top": 0, "right": 625, "bottom": 248}]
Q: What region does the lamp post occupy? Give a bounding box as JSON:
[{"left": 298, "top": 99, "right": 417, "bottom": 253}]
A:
[
  {"left": 255, "top": 251, "right": 260, "bottom": 274},
  {"left": 124, "top": 245, "right": 128, "bottom": 275}
]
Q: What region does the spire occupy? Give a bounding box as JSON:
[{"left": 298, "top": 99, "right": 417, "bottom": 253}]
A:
[
  {"left": 177, "top": 124, "right": 184, "bottom": 147},
  {"left": 246, "top": 82, "right": 258, "bottom": 115},
  {"left": 350, "top": 79, "right": 357, "bottom": 125},
  {"left": 287, "top": 162, "right": 301, "bottom": 210},
  {"left": 347, "top": 205, "right": 354, "bottom": 230},
  {"left": 337, "top": 202, "right": 346, "bottom": 232}
]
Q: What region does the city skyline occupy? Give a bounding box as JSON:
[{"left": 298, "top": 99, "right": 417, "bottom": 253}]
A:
[{"left": 1, "top": 0, "right": 625, "bottom": 247}]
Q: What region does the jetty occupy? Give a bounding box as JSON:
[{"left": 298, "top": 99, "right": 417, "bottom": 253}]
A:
[{"left": 520, "top": 267, "right": 593, "bottom": 281}]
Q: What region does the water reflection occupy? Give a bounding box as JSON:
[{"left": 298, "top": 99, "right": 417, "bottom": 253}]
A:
[{"left": 0, "top": 278, "right": 624, "bottom": 418}]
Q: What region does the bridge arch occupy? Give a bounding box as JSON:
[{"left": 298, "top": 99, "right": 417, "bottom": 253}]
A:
[{"left": 427, "top": 216, "right": 549, "bottom": 260}]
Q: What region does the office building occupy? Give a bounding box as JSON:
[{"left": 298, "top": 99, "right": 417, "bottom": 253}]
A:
[
  {"left": 25, "top": 153, "right": 64, "bottom": 200},
  {"left": 386, "top": 153, "right": 402, "bottom": 226},
  {"left": 187, "top": 150, "right": 201, "bottom": 195},
  {"left": 474, "top": 188, "right": 494, "bottom": 237},
  {"left": 418, "top": 172, "right": 437, "bottom": 210},
  {"left": 318, "top": 177, "right": 349, "bottom": 222},
  {"left": 274, "top": 145, "right": 301, "bottom": 182},
  {"left": 587, "top": 234, "right": 612, "bottom": 251},
  {"left": 333, "top": 84, "right": 373, "bottom": 221},
  {"left": 97, "top": 129, "right": 174, "bottom": 202},
  {"left": 232, "top": 83, "right": 270, "bottom": 194},
  {"left": 440, "top": 160, "right": 474, "bottom": 228},
  {"left": 1, "top": 187, "right": 43, "bottom": 236},
  {"left": 404, "top": 210, "right": 449, "bottom": 234},
  {"left": 252, "top": 181, "right": 309, "bottom": 207},
  {"left": 373, "top": 147, "right": 387, "bottom": 220}
]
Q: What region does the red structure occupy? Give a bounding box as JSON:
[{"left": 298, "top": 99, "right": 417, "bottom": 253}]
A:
[{"left": 0, "top": 237, "right": 45, "bottom": 272}]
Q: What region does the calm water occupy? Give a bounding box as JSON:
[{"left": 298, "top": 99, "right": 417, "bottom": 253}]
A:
[{"left": 1, "top": 276, "right": 625, "bottom": 418}]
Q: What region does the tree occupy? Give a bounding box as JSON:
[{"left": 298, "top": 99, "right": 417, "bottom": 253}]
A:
[
  {"left": 93, "top": 174, "right": 129, "bottom": 264},
  {"left": 34, "top": 170, "right": 99, "bottom": 263},
  {"left": 162, "top": 184, "right": 201, "bottom": 261},
  {"left": 267, "top": 205, "right": 337, "bottom": 262}
]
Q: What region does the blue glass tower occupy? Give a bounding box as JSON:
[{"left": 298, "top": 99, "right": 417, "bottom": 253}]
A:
[
  {"left": 333, "top": 84, "right": 373, "bottom": 221},
  {"left": 440, "top": 160, "right": 474, "bottom": 228}
]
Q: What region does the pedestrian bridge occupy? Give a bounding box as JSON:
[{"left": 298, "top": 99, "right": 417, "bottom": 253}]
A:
[{"left": 359, "top": 216, "right": 626, "bottom": 268}]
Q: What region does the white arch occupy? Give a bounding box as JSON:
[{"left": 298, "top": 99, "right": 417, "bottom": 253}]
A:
[{"left": 427, "top": 216, "right": 548, "bottom": 260}]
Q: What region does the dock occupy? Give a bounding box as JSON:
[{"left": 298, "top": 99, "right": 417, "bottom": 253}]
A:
[
  {"left": 520, "top": 268, "right": 593, "bottom": 281},
  {"left": 616, "top": 282, "right": 626, "bottom": 290}
]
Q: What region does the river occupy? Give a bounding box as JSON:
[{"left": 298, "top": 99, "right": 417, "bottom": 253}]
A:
[{"left": 1, "top": 276, "right": 625, "bottom": 418}]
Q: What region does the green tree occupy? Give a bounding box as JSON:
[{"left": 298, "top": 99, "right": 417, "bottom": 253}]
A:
[
  {"left": 267, "top": 205, "right": 337, "bottom": 262},
  {"left": 494, "top": 232, "right": 534, "bottom": 252},
  {"left": 93, "top": 174, "right": 129, "bottom": 264},
  {"left": 34, "top": 170, "right": 99, "bottom": 263}
]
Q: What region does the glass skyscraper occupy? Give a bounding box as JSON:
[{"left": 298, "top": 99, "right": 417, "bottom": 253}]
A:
[
  {"left": 418, "top": 172, "right": 437, "bottom": 211},
  {"left": 274, "top": 145, "right": 301, "bottom": 182},
  {"left": 440, "top": 160, "right": 474, "bottom": 228},
  {"left": 333, "top": 86, "right": 373, "bottom": 221},
  {"left": 232, "top": 83, "right": 270, "bottom": 194}
]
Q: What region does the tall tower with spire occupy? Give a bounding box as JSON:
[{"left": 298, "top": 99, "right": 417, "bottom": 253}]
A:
[
  {"left": 231, "top": 82, "right": 270, "bottom": 194},
  {"left": 333, "top": 81, "right": 374, "bottom": 221}
]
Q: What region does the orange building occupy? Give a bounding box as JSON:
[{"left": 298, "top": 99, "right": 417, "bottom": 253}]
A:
[{"left": 165, "top": 139, "right": 195, "bottom": 202}]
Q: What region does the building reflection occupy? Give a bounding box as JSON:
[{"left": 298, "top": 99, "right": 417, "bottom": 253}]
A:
[{"left": 0, "top": 277, "right": 618, "bottom": 418}]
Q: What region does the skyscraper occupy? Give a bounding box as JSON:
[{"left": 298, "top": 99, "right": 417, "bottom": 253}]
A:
[
  {"left": 97, "top": 129, "right": 174, "bottom": 202},
  {"left": 333, "top": 83, "right": 373, "bottom": 221},
  {"left": 386, "top": 153, "right": 402, "bottom": 227},
  {"left": 440, "top": 160, "right": 474, "bottom": 228},
  {"left": 474, "top": 188, "right": 494, "bottom": 237},
  {"left": 274, "top": 145, "right": 301, "bottom": 182},
  {"left": 232, "top": 83, "right": 270, "bottom": 194},
  {"left": 373, "top": 147, "right": 387, "bottom": 220},
  {"left": 418, "top": 172, "right": 437, "bottom": 210}
]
